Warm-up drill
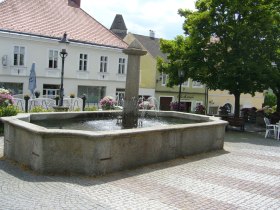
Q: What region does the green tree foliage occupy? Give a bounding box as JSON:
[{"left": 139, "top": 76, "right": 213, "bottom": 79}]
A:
[
  {"left": 262, "top": 0, "right": 280, "bottom": 111},
  {"left": 158, "top": 0, "right": 279, "bottom": 116},
  {"left": 157, "top": 36, "right": 191, "bottom": 87},
  {"left": 264, "top": 92, "right": 276, "bottom": 107}
]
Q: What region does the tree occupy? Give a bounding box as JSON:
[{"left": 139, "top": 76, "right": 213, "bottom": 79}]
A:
[
  {"left": 159, "top": 0, "right": 278, "bottom": 117},
  {"left": 261, "top": 0, "right": 280, "bottom": 111},
  {"left": 157, "top": 35, "right": 190, "bottom": 87}
]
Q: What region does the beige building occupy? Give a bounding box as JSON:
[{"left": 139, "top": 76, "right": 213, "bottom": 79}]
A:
[{"left": 208, "top": 90, "right": 264, "bottom": 115}]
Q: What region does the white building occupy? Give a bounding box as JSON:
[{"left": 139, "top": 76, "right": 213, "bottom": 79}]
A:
[{"left": 0, "top": 0, "right": 128, "bottom": 103}]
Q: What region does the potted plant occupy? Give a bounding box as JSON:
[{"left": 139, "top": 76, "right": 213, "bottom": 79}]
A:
[
  {"left": 24, "top": 94, "right": 30, "bottom": 101},
  {"left": 34, "top": 90, "right": 40, "bottom": 98}
]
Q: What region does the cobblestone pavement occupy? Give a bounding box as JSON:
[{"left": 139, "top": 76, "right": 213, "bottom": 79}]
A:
[{"left": 0, "top": 131, "right": 280, "bottom": 209}]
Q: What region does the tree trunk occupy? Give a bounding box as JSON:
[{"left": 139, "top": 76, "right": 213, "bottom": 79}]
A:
[
  {"left": 276, "top": 91, "right": 280, "bottom": 113},
  {"left": 233, "top": 92, "right": 241, "bottom": 117}
]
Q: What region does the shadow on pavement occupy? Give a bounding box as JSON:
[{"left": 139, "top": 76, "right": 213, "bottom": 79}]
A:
[{"left": 0, "top": 147, "right": 229, "bottom": 186}]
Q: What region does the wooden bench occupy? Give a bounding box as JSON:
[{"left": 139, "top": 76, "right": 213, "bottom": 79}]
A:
[{"left": 223, "top": 116, "right": 245, "bottom": 131}]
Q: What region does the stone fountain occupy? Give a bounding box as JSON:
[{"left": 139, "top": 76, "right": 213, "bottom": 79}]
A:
[{"left": 0, "top": 41, "right": 227, "bottom": 176}]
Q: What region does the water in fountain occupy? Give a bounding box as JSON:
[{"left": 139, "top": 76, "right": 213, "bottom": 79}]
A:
[
  {"left": 138, "top": 96, "right": 160, "bottom": 126},
  {"left": 32, "top": 115, "right": 199, "bottom": 131}
]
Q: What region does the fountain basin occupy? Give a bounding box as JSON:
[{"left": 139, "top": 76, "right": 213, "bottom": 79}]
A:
[{"left": 1, "top": 111, "right": 227, "bottom": 175}]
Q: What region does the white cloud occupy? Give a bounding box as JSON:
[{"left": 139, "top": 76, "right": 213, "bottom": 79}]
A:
[{"left": 81, "top": 0, "right": 196, "bottom": 39}]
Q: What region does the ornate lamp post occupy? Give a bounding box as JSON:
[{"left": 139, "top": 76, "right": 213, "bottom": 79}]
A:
[
  {"left": 58, "top": 32, "right": 69, "bottom": 106},
  {"left": 178, "top": 69, "right": 184, "bottom": 111}
]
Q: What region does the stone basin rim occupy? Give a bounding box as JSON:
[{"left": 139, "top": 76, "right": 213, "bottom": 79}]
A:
[{"left": 1, "top": 111, "right": 227, "bottom": 137}]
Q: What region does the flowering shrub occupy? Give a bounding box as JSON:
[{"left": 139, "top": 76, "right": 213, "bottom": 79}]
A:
[
  {"left": 263, "top": 105, "right": 276, "bottom": 115},
  {"left": 99, "top": 96, "right": 116, "bottom": 110},
  {"left": 170, "top": 101, "right": 185, "bottom": 111},
  {"left": 139, "top": 101, "right": 155, "bottom": 110},
  {"left": 0, "top": 88, "right": 19, "bottom": 134},
  {"left": 195, "top": 104, "right": 205, "bottom": 114},
  {"left": 0, "top": 88, "right": 14, "bottom": 107}
]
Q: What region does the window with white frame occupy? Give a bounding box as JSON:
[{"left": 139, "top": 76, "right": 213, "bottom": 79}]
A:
[
  {"left": 48, "top": 50, "right": 58, "bottom": 69},
  {"left": 100, "top": 56, "right": 108, "bottom": 72},
  {"left": 161, "top": 73, "right": 168, "bottom": 86},
  {"left": 79, "top": 53, "right": 88, "bottom": 71},
  {"left": 192, "top": 81, "right": 203, "bottom": 88},
  {"left": 118, "top": 58, "right": 125, "bottom": 74},
  {"left": 13, "top": 46, "right": 25, "bottom": 66},
  {"left": 181, "top": 78, "right": 189, "bottom": 87}
]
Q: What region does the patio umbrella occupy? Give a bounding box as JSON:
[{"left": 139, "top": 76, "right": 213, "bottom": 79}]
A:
[{"left": 28, "top": 63, "right": 37, "bottom": 97}]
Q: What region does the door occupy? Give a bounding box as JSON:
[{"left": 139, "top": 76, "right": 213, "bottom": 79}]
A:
[{"left": 160, "top": 97, "right": 172, "bottom": 111}]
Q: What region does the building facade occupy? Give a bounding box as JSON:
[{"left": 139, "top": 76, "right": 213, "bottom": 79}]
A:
[
  {"left": 124, "top": 31, "right": 207, "bottom": 111},
  {"left": 0, "top": 0, "right": 128, "bottom": 104},
  {"left": 208, "top": 90, "right": 264, "bottom": 115}
]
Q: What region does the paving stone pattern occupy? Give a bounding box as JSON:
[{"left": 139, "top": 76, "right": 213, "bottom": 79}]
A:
[{"left": 0, "top": 131, "right": 280, "bottom": 209}]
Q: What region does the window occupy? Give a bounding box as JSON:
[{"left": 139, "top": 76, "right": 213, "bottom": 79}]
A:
[
  {"left": 192, "top": 81, "right": 203, "bottom": 88},
  {"left": 43, "top": 84, "right": 60, "bottom": 98},
  {"left": 161, "top": 73, "right": 168, "bottom": 86},
  {"left": 116, "top": 88, "right": 125, "bottom": 106},
  {"left": 118, "top": 58, "right": 125, "bottom": 74},
  {"left": 100, "top": 56, "right": 108, "bottom": 72},
  {"left": 79, "top": 54, "right": 88, "bottom": 71},
  {"left": 48, "top": 50, "right": 58, "bottom": 69},
  {"left": 0, "top": 82, "right": 23, "bottom": 95},
  {"left": 78, "top": 85, "right": 106, "bottom": 103},
  {"left": 182, "top": 79, "right": 189, "bottom": 87},
  {"left": 14, "top": 46, "right": 25, "bottom": 66}
]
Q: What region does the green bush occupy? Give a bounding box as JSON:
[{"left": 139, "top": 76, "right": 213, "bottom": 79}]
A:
[
  {"left": 264, "top": 92, "right": 276, "bottom": 107},
  {"left": 30, "top": 106, "right": 52, "bottom": 113},
  {"left": 84, "top": 106, "right": 98, "bottom": 111},
  {"left": 0, "top": 105, "right": 19, "bottom": 134},
  {"left": 0, "top": 105, "right": 19, "bottom": 117}
]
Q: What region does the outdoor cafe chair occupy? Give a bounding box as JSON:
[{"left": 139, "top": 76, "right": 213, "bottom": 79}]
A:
[
  {"left": 276, "top": 122, "right": 280, "bottom": 141},
  {"left": 264, "top": 117, "right": 277, "bottom": 139}
]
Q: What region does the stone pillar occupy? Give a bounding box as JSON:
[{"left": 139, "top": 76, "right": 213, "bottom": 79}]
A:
[{"left": 122, "top": 40, "right": 147, "bottom": 129}]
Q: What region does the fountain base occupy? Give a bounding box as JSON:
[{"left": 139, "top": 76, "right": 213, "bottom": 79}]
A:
[{"left": 1, "top": 111, "right": 227, "bottom": 176}]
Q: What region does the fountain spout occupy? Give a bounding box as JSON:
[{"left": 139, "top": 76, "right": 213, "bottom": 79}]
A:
[{"left": 122, "top": 40, "right": 147, "bottom": 129}]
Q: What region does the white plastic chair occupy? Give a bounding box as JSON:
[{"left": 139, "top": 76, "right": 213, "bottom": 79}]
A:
[
  {"left": 276, "top": 123, "right": 280, "bottom": 140},
  {"left": 264, "top": 117, "right": 277, "bottom": 139}
]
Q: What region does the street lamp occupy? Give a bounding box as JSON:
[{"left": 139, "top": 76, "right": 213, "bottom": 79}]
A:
[
  {"left": 58, "top": 32, "right": 69, "bottom": 106},
  {"left": 178, "top": 69, "right": 184, "bottom": 111}
]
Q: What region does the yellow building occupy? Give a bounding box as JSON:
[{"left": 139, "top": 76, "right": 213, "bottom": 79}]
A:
[
  {"left": 113, "top": 16, "right": 264, "bottom": 113},
  {"left": 124, "top": 32, "right": 157, "bottom": 98},
  {"left": 124, "top": 31, "right": 207, "bottom": 111},
  {"left": 208, "top": 90, "right": 264, "bottom": 115}
]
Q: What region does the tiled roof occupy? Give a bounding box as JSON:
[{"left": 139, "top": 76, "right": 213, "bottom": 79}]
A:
[
  {"left": 132, "top": 34, "right": 167, "bottom": 60},
  {"left": 0, "top": 0, "right": 128, "bottom": 49}
]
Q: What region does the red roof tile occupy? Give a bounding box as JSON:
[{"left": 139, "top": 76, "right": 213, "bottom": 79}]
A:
[{"left": 0, "top": 0, "right": 128, "bottom": 49}]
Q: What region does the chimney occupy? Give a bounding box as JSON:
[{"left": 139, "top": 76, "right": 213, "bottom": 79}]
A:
[
  {"left": 149, "top": 30, "right": 155, "bottom": 39},
  {"left": 71, "top": 0, "right": 81, "bottom": 7}
]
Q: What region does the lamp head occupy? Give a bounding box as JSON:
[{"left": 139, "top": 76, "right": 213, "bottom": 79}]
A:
[{"left": 59, "top": 32, "right": 70, "bottom": 44}]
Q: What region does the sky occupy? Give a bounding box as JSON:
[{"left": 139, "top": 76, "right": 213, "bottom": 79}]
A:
[{"left": 80, "top": 0, "right": 196, "bottom": 40}]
